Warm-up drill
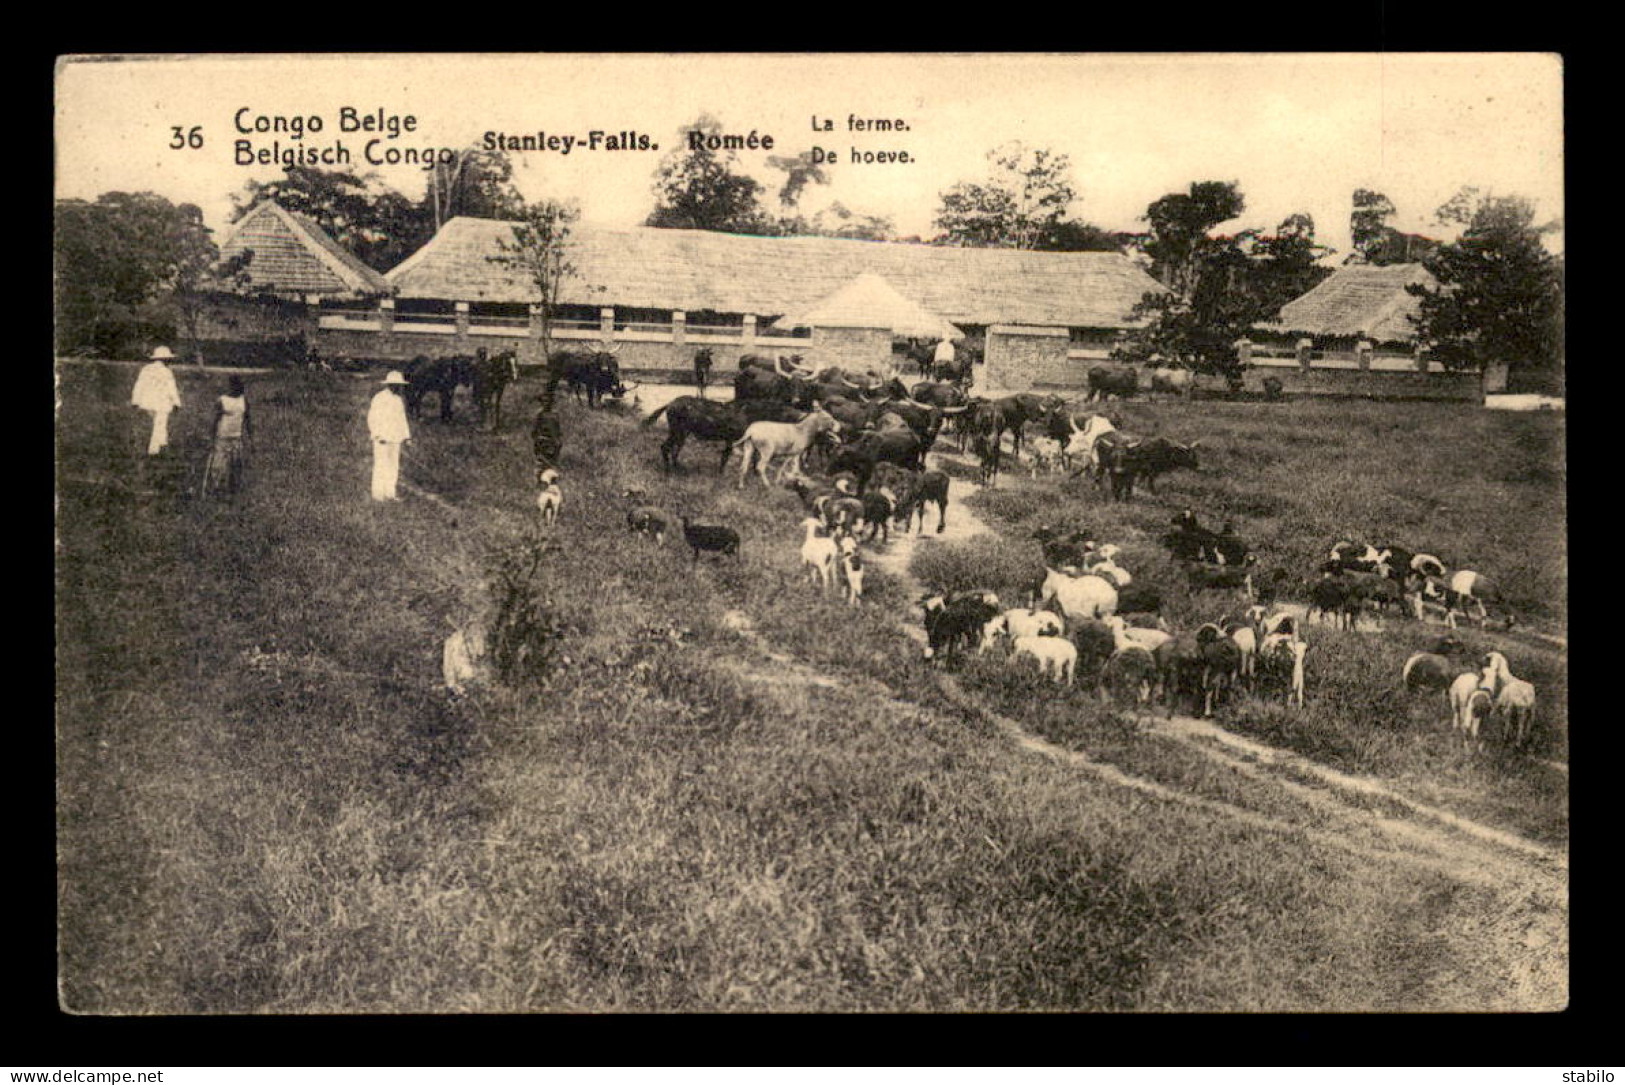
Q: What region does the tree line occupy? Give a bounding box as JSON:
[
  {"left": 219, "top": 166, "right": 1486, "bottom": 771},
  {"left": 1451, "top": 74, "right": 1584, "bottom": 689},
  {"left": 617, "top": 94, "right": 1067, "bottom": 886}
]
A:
[{"left": 53, "top": 114, "right": 1563, "bottom": 392}]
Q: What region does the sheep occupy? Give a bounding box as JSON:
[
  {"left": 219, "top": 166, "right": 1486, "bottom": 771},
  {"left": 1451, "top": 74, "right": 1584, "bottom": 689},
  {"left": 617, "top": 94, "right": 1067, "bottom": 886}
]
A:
[
  {"left": 1482, "top": 650, "right": 1536, "bottom": 749},
  {"left": 999, "top": 607, "right": 1066, "bottom": 641},
  {"left": 1195, "top": 623, "right": 1244, "bottom": 717},
  {"left": 1084, "top": 555, "right": 1133, "bottom": 588},
  {"left": 1221, "top": 616, "right": 1259, "bottom": 687},
  {"left": 839, "top": 534, "right": 865, "bottom": 606},
  {"left": 680, "top": 516, "right": 741, "bottom": 565},
  {"left": 1012, "top": 634, "right": 1078, "bottom": 685},
  {"left": 1104, "top": 614, "right": 1170, "bottom": 652},
  {"left": 1025, "top": 435, "right": 1065, "bottom": 478},
  {"left": 536, "top": 468, "right": 562, "bottom": 525},
  {"left": 622, "top": 488, "right": 671, "bottom": 546},
  {"left": 1449, "top": 570, "right": 1506, "bottom": 629},
  {"left": 1309, "top": 573, "right": 1360, "bottom": 630},
  {"left": 800, "top": 517, "right": 839, "bottom": 593}
]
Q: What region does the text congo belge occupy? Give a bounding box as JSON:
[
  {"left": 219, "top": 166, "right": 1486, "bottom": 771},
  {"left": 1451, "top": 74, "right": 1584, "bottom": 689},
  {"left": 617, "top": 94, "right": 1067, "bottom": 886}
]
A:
[{"left": 229, "top": 107, "right": 457, "bottom": 171}]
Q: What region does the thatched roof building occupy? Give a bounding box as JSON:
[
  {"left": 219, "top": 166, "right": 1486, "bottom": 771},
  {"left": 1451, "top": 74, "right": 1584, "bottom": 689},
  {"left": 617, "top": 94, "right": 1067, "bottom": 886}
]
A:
[
  {"left": 386, "top": 218, "right": 1162, "bottom": 329},
  {"left": 219, "top": 201, "right": 392, "bottom": 299},
  {"left": 782, "top": 273, "right": 962, "bottom": 340},
  {"left": 1270, "top": 263, "right": 1435, "bottom": 344}
]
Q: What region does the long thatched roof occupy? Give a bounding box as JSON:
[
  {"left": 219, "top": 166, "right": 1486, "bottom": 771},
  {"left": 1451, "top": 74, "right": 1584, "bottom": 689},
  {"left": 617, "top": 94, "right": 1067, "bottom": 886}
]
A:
[
  {"left": 782, "top": 273, "right": 962, "bottom": 339},
  {"left": 386, "top": 218, "right": 1162, "bottom": 329},
  {"left": 1271, "top": 263, "right": 1436, "bottom": 343},
  {"left": 219, "top": 201, "right": 392, "bottom": 298}
]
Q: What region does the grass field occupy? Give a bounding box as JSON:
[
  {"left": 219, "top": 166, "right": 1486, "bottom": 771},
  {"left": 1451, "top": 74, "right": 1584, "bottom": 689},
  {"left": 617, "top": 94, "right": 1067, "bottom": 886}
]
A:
[{"left": 56, "top": 363, "right": 1567, "bottom": 1012}]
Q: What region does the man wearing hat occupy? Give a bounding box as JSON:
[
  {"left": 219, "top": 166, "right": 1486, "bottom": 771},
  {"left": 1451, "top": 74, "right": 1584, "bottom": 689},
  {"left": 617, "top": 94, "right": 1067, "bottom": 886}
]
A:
[
  {"left": 131, "top": 346, "right": 183, "bottom": 455},
  {"left": 368, "top": 371, "right": 412, "bottom": 502}
]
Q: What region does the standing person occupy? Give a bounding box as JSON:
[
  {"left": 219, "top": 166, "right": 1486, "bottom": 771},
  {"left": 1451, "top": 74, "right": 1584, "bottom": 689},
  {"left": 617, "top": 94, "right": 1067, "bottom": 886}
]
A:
[
  {"left": 531, "top": 399, "right": 562, "bottom": 472},
  {"left": 200, "top": 376, "right": 251, "bottom": 497},
  {"left": 368, "top": 371, "right": 412, "bottom": 502},
  {"left": 131, "top": 346, "right": 183, "bottom": 455},
  {"left": 693, "top": 347, "right": 713, "bottom": 399}
]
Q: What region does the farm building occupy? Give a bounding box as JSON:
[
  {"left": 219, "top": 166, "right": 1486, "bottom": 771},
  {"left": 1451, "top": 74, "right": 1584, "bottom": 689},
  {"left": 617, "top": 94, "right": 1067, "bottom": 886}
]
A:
[
  {"left": 780, "top": 273, "right": 963, "bottom": 372},
  {"left": 1262, "top": 263, "right": 1435, "bottom": 349},
  {"left": 199, "top": 201, "right": 392, "bottom": 366},
  {"left": 349, "top": 217, "right": 1164, "bottom": 378}
]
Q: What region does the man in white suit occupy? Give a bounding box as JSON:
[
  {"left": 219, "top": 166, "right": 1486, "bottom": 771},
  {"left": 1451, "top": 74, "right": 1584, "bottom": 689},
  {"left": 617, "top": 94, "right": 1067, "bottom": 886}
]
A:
[
  {"left": 131, "top": 346, "right": 183, "bottom": 455},
  {"left": 368, "top": 371, "right": 412, "bottom": 501}
]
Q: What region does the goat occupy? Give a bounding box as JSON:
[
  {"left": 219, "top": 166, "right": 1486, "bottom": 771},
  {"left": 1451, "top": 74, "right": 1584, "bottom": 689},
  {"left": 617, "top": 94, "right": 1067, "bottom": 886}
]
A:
[
  {"left": 680, "top": 516, "right": 741, "bottom": 565},
  {"left": 536, "top": 468, "right": 562, "bottom": 525},
  {"left": 1185, "top": 561, "right": 1256, "bottom": 602},
  {"left": 800, "top": 517, "right": 839, "bottom": 594},
  {"left": 622, "top": 488, "right": 671, "bottom": 546},
  {"left": 861, "top": 488, "right": 896, "bottom": 544},
  {"left": 1482, "top": 651, "right": 1536, "bottom": 750},
  {"left": 1309, "top": 573, "right": 1360, "bottom": 630},
  {"left": 1012, "top": 634, "right": 1078, "bottom": 685},
  {"left": 1100, "top": 617, "right": 1160, "bottom": 706},
  {"left": 1448, "top": 668, "right": 1496, "bottom": 754},
  {"left": 1258, "top": 631, "right": 1308, "bottom": 708},
  {"left": 1221, "top": 616, "right": 1258, "bottom": 687},
  {"left": 839, "top": 536, "right": 865, "bottom": 606},
  {"left": 1104, "top": 614, "right": 1170, "bottom": 652},
  {"left": 1024, "top": 435, "right": 1065, "bottom": 478},
  {"left": 921, "top": 593, "right": 1001, "bottom": 662}
]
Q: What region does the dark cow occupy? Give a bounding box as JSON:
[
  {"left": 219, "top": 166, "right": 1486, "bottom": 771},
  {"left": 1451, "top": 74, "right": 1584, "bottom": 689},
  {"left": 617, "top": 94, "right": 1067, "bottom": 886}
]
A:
[
  {"left": 872, "top": 463, "right": 951, "bottom": 535},
  {"left": 1087, "top": 366, "right": 1140, "bottom": 402},
  {"left": 1096, "top": 436, "right": 1201, "bottom": 501},
  {"left": 909, "top": 380, "right": 970, "bottom": 410},
  {"left": 734, "top": 361, "right": 816, "bottom": 408},
  {"left": 642, "top": 396, "right": 802, "bottom": 472},
  {"left": 404, "top": 354, "right": 475, "bottom": 422},
  {"left": 546, "top": 349, "right": 627, "bottom": 409},
  {"left": 827, "top": 430, "right": 928, "bottom": 489}
]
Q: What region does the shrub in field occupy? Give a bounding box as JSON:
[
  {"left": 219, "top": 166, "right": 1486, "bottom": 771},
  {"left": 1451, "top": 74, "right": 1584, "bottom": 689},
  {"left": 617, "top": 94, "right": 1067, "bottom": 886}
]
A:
[
  {"left": 911, "top": 535, "right": 1043, "bottom": 601},
  {"left": 487, "top": 536, "right": 568, "bottom": 686}
]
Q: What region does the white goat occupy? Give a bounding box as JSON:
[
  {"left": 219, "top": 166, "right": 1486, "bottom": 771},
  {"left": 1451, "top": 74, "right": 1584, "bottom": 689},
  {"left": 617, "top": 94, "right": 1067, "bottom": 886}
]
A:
[
  {"left": 1104, "top": 614, "right": 1170, "bottom": 652},
  {"left": 1012, "top": 634, "right": 1078, "bottom": 685},
  {"left": 1482, "top": 651, "right": 1536, "bottom": 749},
  {"left": 1448, "top": 668, "right": 1496, "bottom": 753},
  {"left": 800, "top": 517, "right": 838, "bottom": 594},
  {"left": 1025, "top": 435, "right": 1065, "bottom": 478}
]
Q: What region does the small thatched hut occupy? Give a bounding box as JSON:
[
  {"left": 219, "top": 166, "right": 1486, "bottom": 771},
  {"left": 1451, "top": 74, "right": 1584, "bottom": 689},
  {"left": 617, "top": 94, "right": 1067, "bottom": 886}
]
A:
[{"left": 1268, "top": 263, "right": 1436, "bottom": 347}]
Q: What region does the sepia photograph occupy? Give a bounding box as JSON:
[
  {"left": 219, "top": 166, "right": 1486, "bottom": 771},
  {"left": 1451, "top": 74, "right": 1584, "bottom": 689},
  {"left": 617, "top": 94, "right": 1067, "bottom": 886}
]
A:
[{"left": 54, "top": 52, "right": 1566, "bottom": 1014}]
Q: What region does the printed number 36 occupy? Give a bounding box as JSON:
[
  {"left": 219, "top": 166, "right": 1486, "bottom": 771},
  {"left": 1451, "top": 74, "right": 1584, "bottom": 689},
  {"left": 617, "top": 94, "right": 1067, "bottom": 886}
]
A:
[{"left": 169, "top": 126, "right": 204, "bottom": 150}]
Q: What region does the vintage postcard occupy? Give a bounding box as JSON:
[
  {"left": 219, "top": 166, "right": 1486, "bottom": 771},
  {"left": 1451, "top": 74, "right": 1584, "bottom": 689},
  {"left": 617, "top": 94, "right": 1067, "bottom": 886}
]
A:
[{"left": 55, "top": 53, "right": 1565, "bottom": 1014}]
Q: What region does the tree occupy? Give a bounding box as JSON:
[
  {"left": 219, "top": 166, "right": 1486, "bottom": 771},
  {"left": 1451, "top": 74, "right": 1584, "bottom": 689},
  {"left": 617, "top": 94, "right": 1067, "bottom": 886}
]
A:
[
  {"left": 646, "top": 114, "right": 771, "bottom": 234},
  {"left": 426, "top": 146, "right": 525, "bottom": 230},
  {"left": 933, "top": 141, "right": 1078, "bottom": 250},
  {"left": 231, "top": 166, "right": 431, "bottom": 271},
  {"left": 1119, "top": 184, "right": 1332, "bottom": 385},
  {"left": 765, "top": 150, "right": 831, "bottom": 210},
  {"left": 1407, "top": 189, "right": 1563, "bottom": 390},
  {"left": 54, "top": 192, "right": 224, "bottom": 357},
  {"left": 1348, "top": 188, "right": 1440, "bottom": 265},
  {"left": 491, "top": 197, "right": 582, "bottom": 405}
]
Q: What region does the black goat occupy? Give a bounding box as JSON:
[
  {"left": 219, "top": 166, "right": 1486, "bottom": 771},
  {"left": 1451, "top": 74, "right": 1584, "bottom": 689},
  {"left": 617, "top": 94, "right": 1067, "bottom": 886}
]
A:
[{"left": 680, "top": 517, "right": 741, "bottom": 564}]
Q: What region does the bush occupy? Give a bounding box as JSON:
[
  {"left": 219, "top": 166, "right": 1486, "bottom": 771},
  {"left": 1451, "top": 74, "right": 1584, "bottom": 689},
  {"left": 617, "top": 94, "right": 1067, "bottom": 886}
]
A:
[{"left": 487, "top": 536, "right": 568, "bottom": 685}]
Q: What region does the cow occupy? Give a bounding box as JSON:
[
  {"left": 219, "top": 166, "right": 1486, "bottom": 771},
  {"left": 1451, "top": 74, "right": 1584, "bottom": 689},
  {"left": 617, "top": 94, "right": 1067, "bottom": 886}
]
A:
[
  {"left": 1087, "top": 367, "right": 1139, "bottom": 403},
  {"left": 643, "top": 396, "right": 803, "bottom": 473},
  {"left": 1095, "top": 436, "right": 1201, "bottom": 501},
  {"left": 546, "top": 349, "right": 627, "bottom": 409},
  {"left": 827, "top": 430, "right": 928, "bottom": 490},
  {"left": 1149, "top": 366, "right": 1194, "bottom": 400}
]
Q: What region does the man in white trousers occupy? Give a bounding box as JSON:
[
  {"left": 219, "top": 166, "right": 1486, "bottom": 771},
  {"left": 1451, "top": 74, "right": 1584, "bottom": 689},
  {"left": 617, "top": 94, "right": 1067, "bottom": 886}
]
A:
[
  {"left": 131, "top": 346, "right": 183, "bottom": 455},
  {"left": 368, "top": 371, "right": 412, "bottom": 501}
]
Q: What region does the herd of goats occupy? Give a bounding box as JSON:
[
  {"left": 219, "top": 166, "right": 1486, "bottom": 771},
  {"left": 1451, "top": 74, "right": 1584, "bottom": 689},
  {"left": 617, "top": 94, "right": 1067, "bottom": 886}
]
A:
[{"left": 428, "top": 349, "right": 1543, "bottom": 756}]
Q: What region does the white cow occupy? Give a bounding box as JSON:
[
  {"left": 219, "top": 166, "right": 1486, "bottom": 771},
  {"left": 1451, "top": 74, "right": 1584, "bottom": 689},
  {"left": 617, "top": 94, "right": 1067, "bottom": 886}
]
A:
[{"left": 1063, "top": 413, "right": 1117, "bottom": 478}]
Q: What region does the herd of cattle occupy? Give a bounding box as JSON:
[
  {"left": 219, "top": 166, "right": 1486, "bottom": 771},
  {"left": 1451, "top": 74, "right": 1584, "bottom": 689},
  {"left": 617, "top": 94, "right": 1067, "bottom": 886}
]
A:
[{"left": 420, "top": 347, "right": 1539, "bottom": 755}]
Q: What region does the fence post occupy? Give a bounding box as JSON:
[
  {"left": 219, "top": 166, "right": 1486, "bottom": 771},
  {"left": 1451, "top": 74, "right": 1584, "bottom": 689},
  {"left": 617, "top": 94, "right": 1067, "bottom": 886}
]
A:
[
  {"left": 1355, "top": 337, "right": 1373, "bottom": 371},
  {"left": 672, "top": 310, "right": 686, "bottom": 348},
  {"left": 378, "top": 298, "right": 395, "bottom": 351},
  {"left": 1234, "top": 337, "right": 1253, "bottom": 367},
  {"left": 599, "top": 307, "right": 616, "bottom": 343},
  {"left": 1414, "top": 346, "right": 1429, "bottom": 373},
  {"left": 1296, "top": 337, "right": 1313, "bottom": 371},
  {"left": 455, "top": 301, "right": 471, "bottom": 346},
  {"left": 743, "top": 314, "right": 757, "bottom": 350}
]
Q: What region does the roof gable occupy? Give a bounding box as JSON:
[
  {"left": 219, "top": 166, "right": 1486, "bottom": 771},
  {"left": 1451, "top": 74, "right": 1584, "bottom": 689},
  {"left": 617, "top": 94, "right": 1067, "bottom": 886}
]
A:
[
  {"left": 1271, "top": 263, "right": 1436, "bottom": 342},
  {"left": 219, "top": 201, "right": 392, "bottom": 298},
  {"left": 784, "top": 273, "right": 962, "bottom": 339}
]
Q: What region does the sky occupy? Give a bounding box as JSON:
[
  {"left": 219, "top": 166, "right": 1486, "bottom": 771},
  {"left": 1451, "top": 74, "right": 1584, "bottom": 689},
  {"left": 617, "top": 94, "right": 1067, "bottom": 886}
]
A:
[{"left": 55, "top": 53, "right": 1565, "bottom": 260}]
